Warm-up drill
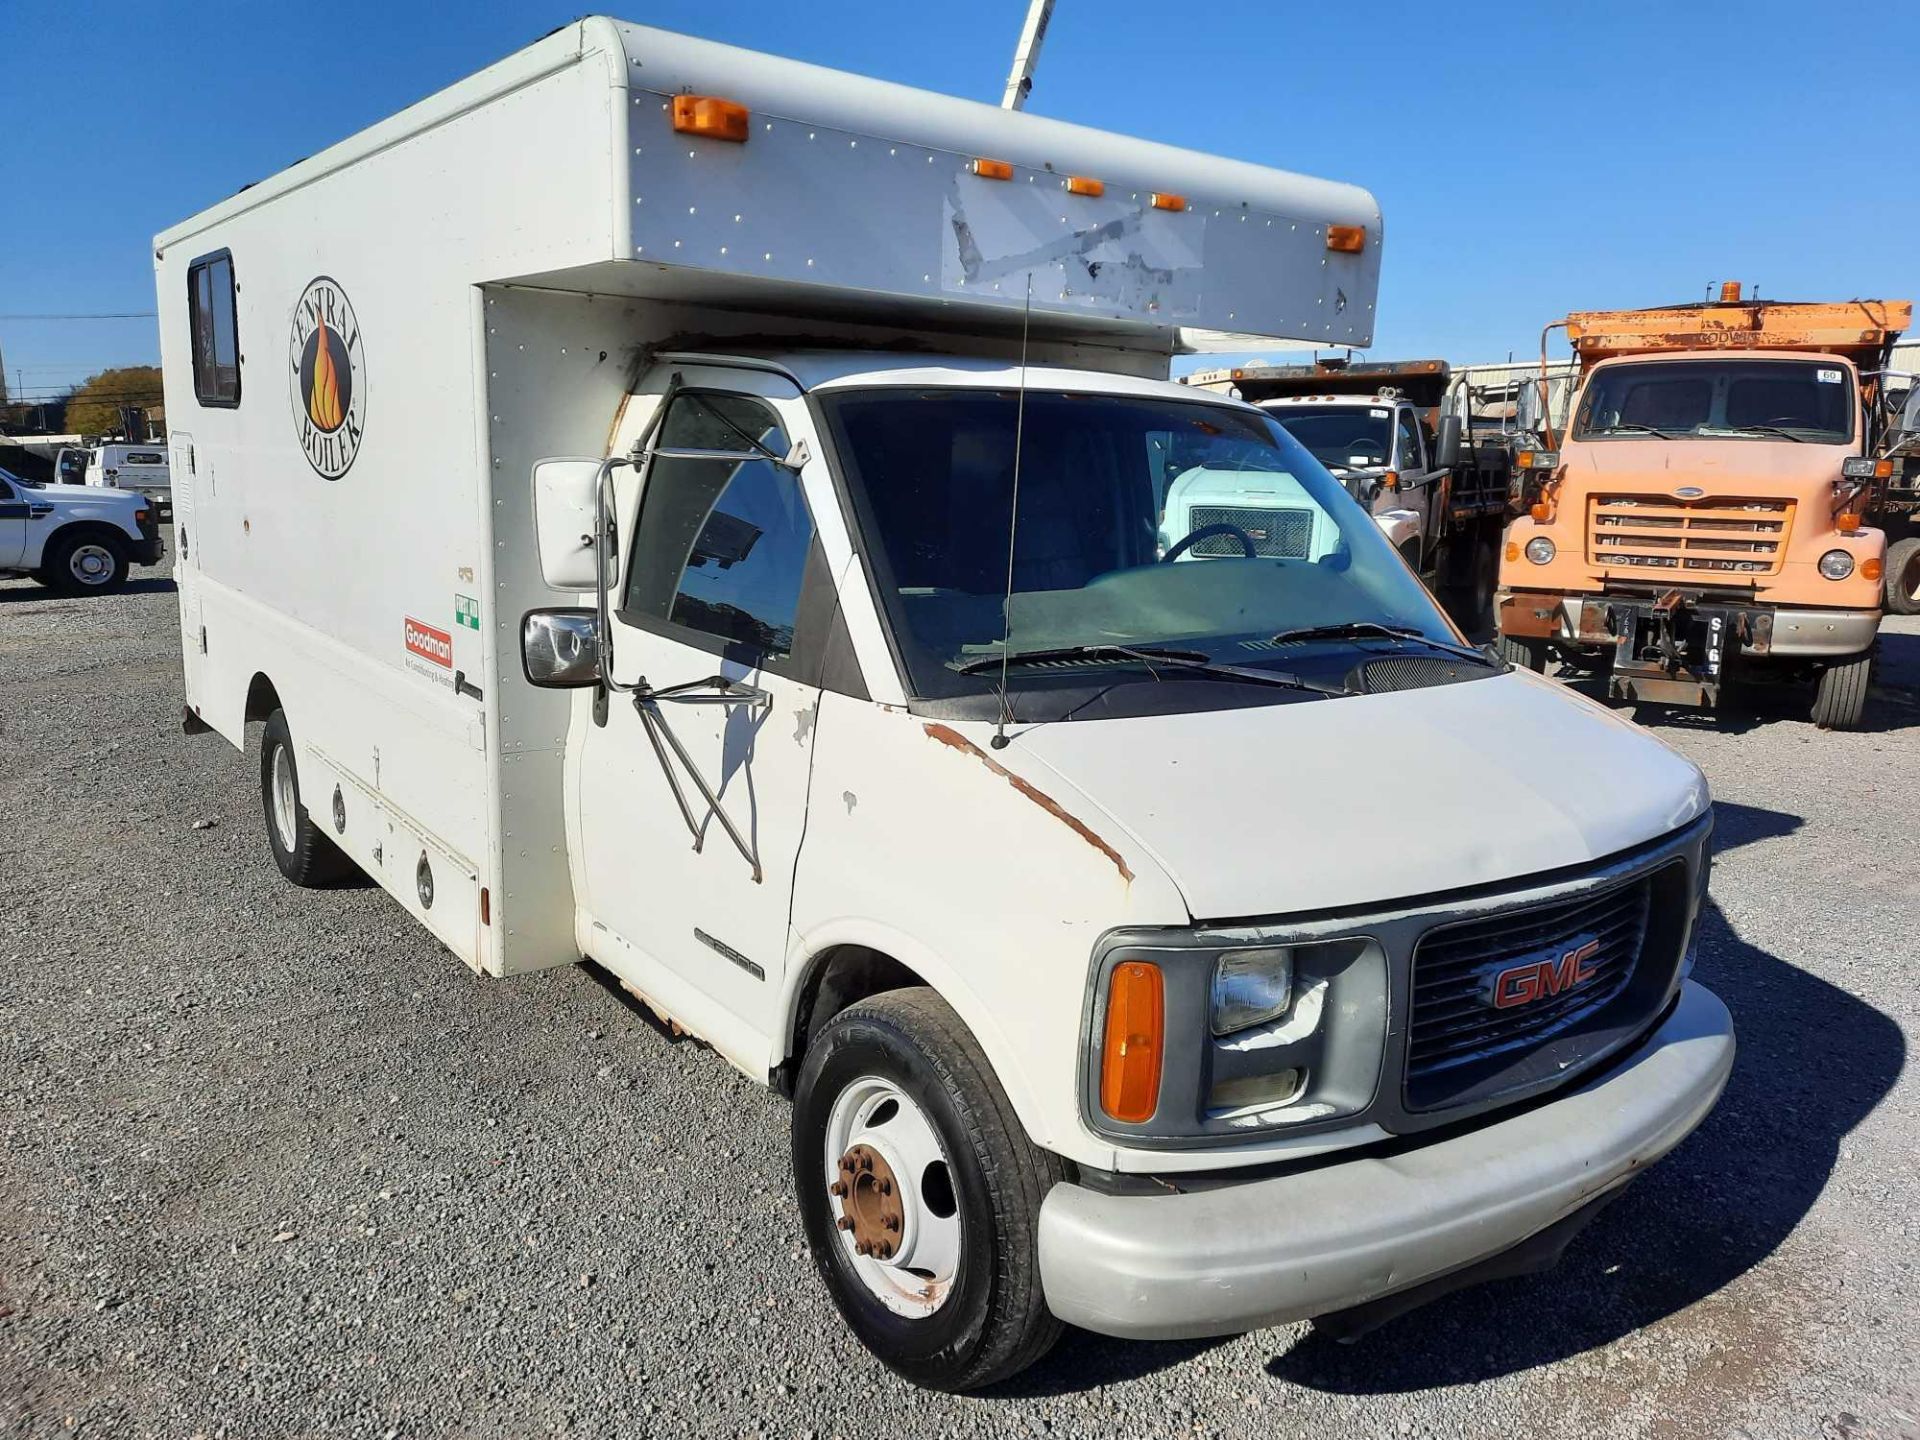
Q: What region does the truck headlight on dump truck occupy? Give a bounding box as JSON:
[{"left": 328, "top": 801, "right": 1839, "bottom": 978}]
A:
[
  {"left": 1525, "top": 536, "right": 1557, "bottom": 565},
  {"left": 1818, "top": 549, "right": 1856, "bottom": 581},
  {"left": 1211, "top": 948, "right": 1294, "bottom": 1034}
]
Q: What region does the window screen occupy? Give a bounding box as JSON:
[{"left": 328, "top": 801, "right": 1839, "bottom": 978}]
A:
[
  {"left": 622, "top": 393, "right": 814, "bottom": 663},
  {"left": 188, "top": 251, "right": 241, "bottom": 407}
]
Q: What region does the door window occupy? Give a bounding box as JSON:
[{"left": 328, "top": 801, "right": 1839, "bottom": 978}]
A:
[
  {"left": 621, "top": 392, "right": 816, "bottom": 667},
  {"left": 1394, "top": 410, "right": 1424, "bottom": 471}
]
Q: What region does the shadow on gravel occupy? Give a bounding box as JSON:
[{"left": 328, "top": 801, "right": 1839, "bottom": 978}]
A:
[
  {"left": 0, "top": 575, "right": 176, "bottom": 604},
  {"left": 1263, "top": 799, "right": 1905, "bottom": 1395}
]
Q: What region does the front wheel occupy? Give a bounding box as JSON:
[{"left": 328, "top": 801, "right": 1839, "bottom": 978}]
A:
[
  {"left": 792, "top": 988, "right": 1068, "bottom": 1392},
  {"left": 1497, "top": 634, "right": 1550, "bottom": 672},
  {"left": 1885, "top": 536, "right": 1920, "bottom": 616},
  {"left": 44, "top": 530, "right": 129, "bottom": 595},
  {"left": 1810, "top": 648, "right": 1874, "bottom": 730}
]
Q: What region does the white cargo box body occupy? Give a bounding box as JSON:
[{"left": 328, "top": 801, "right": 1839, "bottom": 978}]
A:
[{"left": 154, "top": 17, "right": 1381, "bottom": 979}]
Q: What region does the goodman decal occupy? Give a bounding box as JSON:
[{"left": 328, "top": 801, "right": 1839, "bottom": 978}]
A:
[
  {"left": 404, "top": 616, "right": 454, "bottom": 679},
  {"left": 289, "top": 276, "right": 366, "bottom": 479}
]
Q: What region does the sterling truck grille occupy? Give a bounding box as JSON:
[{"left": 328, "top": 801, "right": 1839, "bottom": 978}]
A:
[
  {"left": 1189, "top": 505, "right": 1313, "bottom": 558},
  {"left": 1587, "top": 495, "right": 1794, "bottom": 576},
  {"left": 1405, "top": 876, "right": 1654, "bottom": 1110}
]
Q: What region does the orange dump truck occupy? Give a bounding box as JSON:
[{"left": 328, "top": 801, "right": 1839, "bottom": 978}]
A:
[{"left": 1496, "top": 285, "right": 1908, "bottom": 729}]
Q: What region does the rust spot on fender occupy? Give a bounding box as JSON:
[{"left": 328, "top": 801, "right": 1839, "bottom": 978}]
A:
[{"left": 923, "top": 723, "right": 1133, "bottom": 882}]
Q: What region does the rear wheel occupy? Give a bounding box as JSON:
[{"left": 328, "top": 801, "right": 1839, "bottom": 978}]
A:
[
  {"left": 1810, "top": 648, "right": 1874, "bottom": 730},
  {"left": 792, "top": 988, "right": 1067, "bottom": 1392},
  {"left": 259, "top": 710, "right": 357, "bottom": 886},
  {"left": 1498, "top": 634, "right": 1550, "bottom": 673},
  {"left": 1885, "top": 536, "right": 1920, "bottom": 616},
  {"left": 44, "top": 530, "right": 129, "bottom": 595}
]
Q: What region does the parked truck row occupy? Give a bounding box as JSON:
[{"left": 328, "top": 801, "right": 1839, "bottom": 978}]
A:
[{"left": 155, "top": 16, "right": 1735, "bottom": 1391}]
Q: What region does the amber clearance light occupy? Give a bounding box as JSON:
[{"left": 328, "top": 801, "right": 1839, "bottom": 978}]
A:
[
  {"left": 1326, "top": 224, "right": 1366, "bottom": 254},
  {"left": 1100, "top": 961, "right": 1164, "bottom": 1123},
  {"left": 671, "top": 94, "right": 750, "bottom": 142}
]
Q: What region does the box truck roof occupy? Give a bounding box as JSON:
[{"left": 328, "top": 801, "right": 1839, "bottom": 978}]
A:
[{"left": 154, "top": 16, "right": 1381, "bottom": 355}]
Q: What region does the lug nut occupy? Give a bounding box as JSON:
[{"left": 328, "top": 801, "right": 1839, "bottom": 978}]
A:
[
  {"left": 859, "top": 1155, "right": 874, "bottom": 1172},
  {"left": 835, "top": 1216, "right": 853, "bottom": 1231},
  {"left": 884, "top": 1215, "right": 901, "bottom": 1232},
  {"left": 839, "top": 1156, "right": 855, "bottom": 1173},
  {"left": 876, "top": 1178, "right": 893, "bottom": 1196},
  {"left": 829, "top": 1181, "right": 847, "bottom": 1197},
  {"left": 876, "top": 1241, "right": 893, "bottom": 1259}
]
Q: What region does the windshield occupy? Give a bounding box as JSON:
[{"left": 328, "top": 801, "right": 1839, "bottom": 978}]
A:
[
  {"left": 817, "top": 387, "right": 1462, "bottom": 705},
  {"left": 1574, "top": 359, "right": 1855, "bottom": 443},
  {"left": 1267, "top": 406, "right": 1394, "bottom": 470}
]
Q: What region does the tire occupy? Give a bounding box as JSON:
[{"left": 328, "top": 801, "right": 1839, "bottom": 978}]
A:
[
  {"left": 43, "top": 529, "right": 129, "bottom": 596},
  {"left": 1497, "top": 634, "right": 1550, "bottom": 672},
  {"left": 792, "top": 987, "right": 1068, "bottom": 1392},
  {"left": 259, "top": 710, "right": 357, "bottom": 886},
  {"left": 1810, "top": 648, "right": 1874, "bottom": 731},
  {"left": 1886, "top": 535, "right": 1920, "bottom": 616}
]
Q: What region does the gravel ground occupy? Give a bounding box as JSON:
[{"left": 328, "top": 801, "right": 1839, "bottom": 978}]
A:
[{"left": 3, "top": 556, "right": 1916, "bottom": 1440}]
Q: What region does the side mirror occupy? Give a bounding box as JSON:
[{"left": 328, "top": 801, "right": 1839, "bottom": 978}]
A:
[
  {"left": 532, "top": 457, "right": 605, "bottom": 590},
  {"left": 1435, "top": 414, "right": 1462, "bottom": 469},
  {"left": 1902, "top": 387, "right": 1920, "bottom": 435},
  {"left": 1514, "top": 379, "right": 1545, "bottom": 437},
  {"left": 521, "top": 607, "right": 601, "bottom": 688}
]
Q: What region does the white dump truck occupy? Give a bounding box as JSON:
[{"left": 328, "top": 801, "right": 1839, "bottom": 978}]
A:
[{"left": 157, "top": 18, "right": 1733, "bottom": 1390}]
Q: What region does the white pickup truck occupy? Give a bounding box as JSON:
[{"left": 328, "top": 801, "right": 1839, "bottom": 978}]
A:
[
  {"left": 0, "top": 465, "right": 164, "bottom": 593},
  {"left": 158, "top": 17, "right": 1733, "bottom": 1391}
]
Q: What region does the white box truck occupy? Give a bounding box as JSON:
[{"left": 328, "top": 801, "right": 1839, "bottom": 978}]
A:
[{"left": 157, "top": 18, "right": 1734, "bottom": 1390}]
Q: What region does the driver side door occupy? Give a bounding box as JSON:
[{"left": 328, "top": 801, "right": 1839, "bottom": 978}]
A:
[
  {"left": 1392, "top": 406, "right": 1437, "bottom": 557},
  {"left": 572, "top": 370, "right": 831, "bottom": 1071}
]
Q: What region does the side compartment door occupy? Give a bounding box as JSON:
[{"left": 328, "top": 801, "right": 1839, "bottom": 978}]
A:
[
  {"left": 170, "top": 431, "right": 204, "bottom": 705},
  {"left": 572, "top": 371, "right": 829, "bottom": 1067}
]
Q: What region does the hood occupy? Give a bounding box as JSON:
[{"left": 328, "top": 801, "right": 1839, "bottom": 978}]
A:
[
  {"left": 1007, "top": 670, "right": 1709, "bottom": 922},
  {"left": 32, "top": 482, "right": 142, "bottom": 505},
  {"left": 1571, "top": 438, "right": 1847, "bottom": 499}
]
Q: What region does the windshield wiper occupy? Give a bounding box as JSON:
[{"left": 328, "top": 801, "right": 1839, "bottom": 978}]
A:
[
  {"left": 1718, "top": 424, "right": 1809, "bottom": 443},
  {"left": 956, "top": 643, "right": 1209, "bottom": 674},
  {"left": 957, "top": 643, "right": 1348, "bottom": 697},
  {"left": 1268, "top": 621, "right": 1498, "bottom": 669},
  {"left": 1592, "top": 422, "right": 1681, "bottom": 439}
]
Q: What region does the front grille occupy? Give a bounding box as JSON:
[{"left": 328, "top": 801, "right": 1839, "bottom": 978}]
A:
[
  {"left": 1588, "top": 494, "right": 1793, "bottom": 576},
  {"left": 1189, "top": 505, "right": 1312, "bottom": 558},
  {"left": 1405, "top": 875, "right": 1654, "bottom": 1109}
]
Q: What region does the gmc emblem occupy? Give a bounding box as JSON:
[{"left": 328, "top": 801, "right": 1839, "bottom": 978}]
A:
[{"left": 1487, "top": 938, "right": 1601, "bottom": 1010}]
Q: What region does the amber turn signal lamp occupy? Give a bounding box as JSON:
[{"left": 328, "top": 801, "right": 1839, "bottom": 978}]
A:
[
  {"left": 1326, "top": 224, "right": 1366, "bottom": 254},
  {"left": 1530, "top": 502, "right": 1553, "bottom": 523},
  {"left": 1150, "top": 192, "right": 1187, "bottom": 212},
  {"left": 1505, "top": 541, "right": 1522, "bottom": 562},
  {"left": 1837, "top": 511, "right": 1863, "bottom": 532},
  {"left": 1100, "top": 961, "right": 1164, "bottom": 1124},
  {"left": 1380, "top": 470, "right": 1400, "bottom": 491},
  {"left": 971, "top": 157, "right": 1014, "bottom": 180},
  {"left": 1065, "top": 175, "right": 1104, "bottom": 197},
  {"left": 671, "top": 94, "right": 750, "bottom": 142},
  {"left": 1862, "top": 557, "right": 1884, "bottom": 581}
]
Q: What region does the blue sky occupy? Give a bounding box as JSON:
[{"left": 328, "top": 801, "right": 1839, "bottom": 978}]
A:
[{"left": 2, "top": 0, "right": 1913, "bottom": 404}]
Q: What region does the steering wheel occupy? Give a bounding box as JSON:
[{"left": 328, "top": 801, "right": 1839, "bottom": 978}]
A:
[{"left": 1162, "top": 522, "right": 1257, "bottom": 562}]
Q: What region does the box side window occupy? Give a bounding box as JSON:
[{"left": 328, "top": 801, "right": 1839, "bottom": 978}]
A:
[{"left": 187, "top": 250, "right": 241, "bottom": 407}]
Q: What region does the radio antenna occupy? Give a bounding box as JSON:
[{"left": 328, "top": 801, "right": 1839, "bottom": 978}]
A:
[{"left": 990, "top": 275, "right": 1034, "bottom": 751}]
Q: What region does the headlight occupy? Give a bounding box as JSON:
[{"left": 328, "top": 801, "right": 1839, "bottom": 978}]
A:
[
  {"left": 1818, "top": 549, "right": 1855, "bottom": 581},
  {"left": 1524, "top": 536, "right": 1556, "bottom": 565},
  {"left": 1211, "top": 948, "right": 1294, "bottom": 1035}
]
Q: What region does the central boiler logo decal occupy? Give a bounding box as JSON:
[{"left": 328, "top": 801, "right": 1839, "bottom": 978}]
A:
[{"left": 288, "top": 276, "right": 365, "bottom": 479}]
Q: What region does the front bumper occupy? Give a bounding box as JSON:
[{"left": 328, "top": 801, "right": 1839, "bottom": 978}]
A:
[
  {"left": 1037, "top": 980, "right": 1733, "bottom": 1340},
  {"left": 1503, "top": 590, "right": 1880, "bottom": 659}
]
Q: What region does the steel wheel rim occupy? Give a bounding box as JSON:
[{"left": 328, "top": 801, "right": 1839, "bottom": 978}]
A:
[
  {"left": 823, "top": 1075, "right": 961, "bottom": 1318},
  {"left": 68, "top": 543, "right": 114, "bottom": 585},
  {"left": 270, "top": 745, "right": 298, "bottom": 852}
]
